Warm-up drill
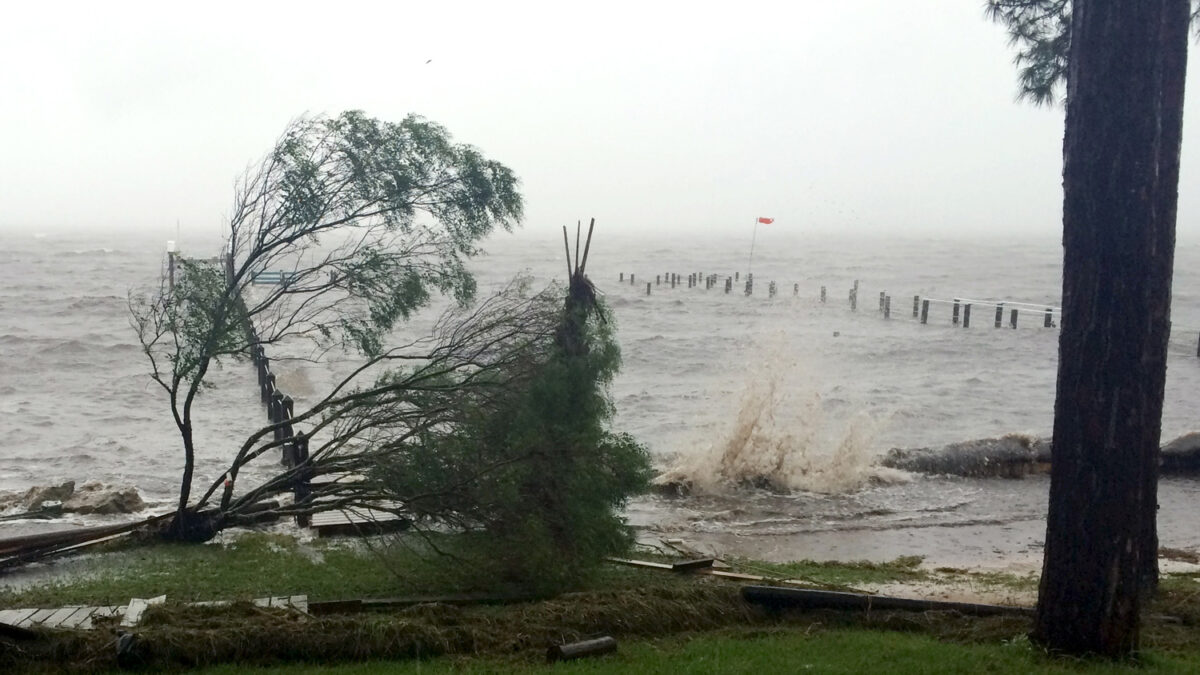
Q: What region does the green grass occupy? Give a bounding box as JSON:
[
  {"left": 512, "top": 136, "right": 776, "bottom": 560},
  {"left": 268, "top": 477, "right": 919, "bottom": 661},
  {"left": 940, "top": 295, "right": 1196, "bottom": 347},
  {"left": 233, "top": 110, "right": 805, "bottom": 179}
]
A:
[
  {"left": 0, "top": 532, "right": 692, "bottom": 609},
  {"left": 193, "top": 628, "right": 1200, "bottom": 674},
  {"left": 731, "top": 555, "right": 933, "bottom": 588},
  {"left": 3, "top": 534, "right": 1199, "bottom": 673}
]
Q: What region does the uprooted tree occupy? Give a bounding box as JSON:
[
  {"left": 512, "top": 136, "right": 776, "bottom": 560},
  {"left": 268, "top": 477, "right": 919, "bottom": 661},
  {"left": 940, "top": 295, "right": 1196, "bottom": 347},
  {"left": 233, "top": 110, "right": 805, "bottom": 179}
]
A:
[{"left": 131, "top": 110, "right": 523, "bottom": 539}]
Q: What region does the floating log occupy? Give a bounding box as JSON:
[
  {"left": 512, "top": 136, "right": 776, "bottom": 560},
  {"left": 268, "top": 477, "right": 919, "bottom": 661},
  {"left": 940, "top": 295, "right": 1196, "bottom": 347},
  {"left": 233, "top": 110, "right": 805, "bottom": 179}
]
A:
[
  {"left": 742, "top": 586, "right": 1032, "bottom": 617},
  {"left": 548, "top": 636, "right": 617, "bottom": 662}
]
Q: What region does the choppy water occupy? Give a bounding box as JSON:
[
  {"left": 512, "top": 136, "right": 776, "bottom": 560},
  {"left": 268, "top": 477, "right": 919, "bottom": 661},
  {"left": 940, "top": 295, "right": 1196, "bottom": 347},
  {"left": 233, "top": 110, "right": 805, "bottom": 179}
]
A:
[{"left": 3, "top": 227, "right": 1199, "bottom": 569}]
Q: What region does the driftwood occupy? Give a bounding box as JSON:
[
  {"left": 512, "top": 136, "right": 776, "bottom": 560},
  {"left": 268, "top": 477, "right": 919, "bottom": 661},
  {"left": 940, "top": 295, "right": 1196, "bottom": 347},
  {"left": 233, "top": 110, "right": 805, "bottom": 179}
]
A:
[
  {"left": 547, "top": 636, "right": 617, "bottom": 662},
  {"left": 741, "top": 585, "right": 1033, "bottom": 617}
]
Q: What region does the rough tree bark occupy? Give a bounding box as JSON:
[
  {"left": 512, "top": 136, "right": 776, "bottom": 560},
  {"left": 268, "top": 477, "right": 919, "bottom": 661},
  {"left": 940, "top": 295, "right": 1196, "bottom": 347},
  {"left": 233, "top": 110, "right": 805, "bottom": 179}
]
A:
[{"left": 1033, "top": 0, "right": 1189, "bottom": 657}]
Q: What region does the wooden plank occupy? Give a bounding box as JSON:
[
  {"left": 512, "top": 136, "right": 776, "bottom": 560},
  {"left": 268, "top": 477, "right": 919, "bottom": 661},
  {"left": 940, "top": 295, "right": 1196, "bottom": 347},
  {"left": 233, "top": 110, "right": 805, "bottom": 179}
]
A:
[
  {"left": 671, "top": 558, "right": 715, "bottom": 572},
  {"left": 0, "top": 608, "right": 29, "bottom": 624},
  {"left": 741, "top": 586, "right": 1034, "bottom": 617},
  {"left": 252, "top": 597, "right": 271, "bottom": 608},
  {"left": 268, "top": 596, "right": 289, "bottom": 608},
  {"left": 2, "top": 607, "right": 38, "bottom": 627},
  {"left": 78, "top": 606, "right": 119, "bottom": 630},
  {"left": 290, "top": 595, "right": 308, "bottom": 614},
  {"left": 605, "top": 557, "right": 674, "bottom": 570},
  {"left": 41, "top": 606, "right": 82, "bottom": 629},
  {"left": 26, "top": 608, "right": 56, "bottom": 626},
  {"left": 58, "top": 606, "right": 94, "bottom": 630},
  {"left": 121, "top": 595, "right": 166, "bottom": 627}
]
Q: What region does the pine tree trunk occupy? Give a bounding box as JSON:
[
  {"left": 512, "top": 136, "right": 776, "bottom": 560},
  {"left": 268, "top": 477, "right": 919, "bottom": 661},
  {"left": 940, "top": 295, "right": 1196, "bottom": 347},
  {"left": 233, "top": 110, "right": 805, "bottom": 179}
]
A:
[{"left": 1032, "top": 0, "right": 1189, "bottom": 657}]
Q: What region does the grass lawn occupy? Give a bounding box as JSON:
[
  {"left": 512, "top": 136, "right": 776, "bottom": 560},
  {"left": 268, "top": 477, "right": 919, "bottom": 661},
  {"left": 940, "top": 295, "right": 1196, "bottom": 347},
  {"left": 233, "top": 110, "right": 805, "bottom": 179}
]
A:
[{"left": 2, "top": 531, "right": 1197, "bottom": 673}]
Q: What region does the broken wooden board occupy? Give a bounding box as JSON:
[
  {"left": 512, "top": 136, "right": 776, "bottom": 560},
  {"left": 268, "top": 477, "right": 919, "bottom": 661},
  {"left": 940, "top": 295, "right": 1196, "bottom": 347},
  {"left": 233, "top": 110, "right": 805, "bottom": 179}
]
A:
[{"left": 742, "top": 586, "right": 1034, "bottom": 617}]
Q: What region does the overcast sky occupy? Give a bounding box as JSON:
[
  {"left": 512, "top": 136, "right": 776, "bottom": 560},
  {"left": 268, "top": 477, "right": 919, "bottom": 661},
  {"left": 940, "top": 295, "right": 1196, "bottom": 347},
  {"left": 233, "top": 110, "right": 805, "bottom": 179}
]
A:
[{"left": 1, "top": 1, "right": 1195, "bottom": 239}]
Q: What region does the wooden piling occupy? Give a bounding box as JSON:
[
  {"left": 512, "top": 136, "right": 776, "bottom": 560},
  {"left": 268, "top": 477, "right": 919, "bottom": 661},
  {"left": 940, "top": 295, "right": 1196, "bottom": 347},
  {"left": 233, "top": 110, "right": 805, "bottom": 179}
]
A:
[
  {"left": 1010, "top": 308, "right": 1018, "bottom": 329},
  {"left": 952, "top": 299, "right": 960, "bottom": 325},
  {"left": 619, "top": 273, "right": 624, "bottom": 282},
  {"left": 912, "top": 295, "right": 919, "bottom": 318},
  {"left": 725, "top": 278, "right": 732, "bottom": 294},
  {"left": 963, "top": 303, "right": 971, "bottom": 328},
  {"left": 656, "top": 275, "right": 660, "bottom": 285},
  {"left": 736, "top": 271, "right": 740, "bottom": 281},
  {"left": 879, "top": 291, "right": 885, "bottom": 312},
  {"left": 630, "top": 274, "right": 635, "bottom": 285},
  {"left": 849, "top": 287, "right": 857, "bottom": 311},
  {"left": 995, "top": 304, "right": 1003, "bottom": 328},
  {"left": 1043, "top": 308, "right": 1053, "bottom": 328},
  {"left": 646, "top": 282, "right": 651, "bottom": 296},
  {"left": 884, "top": 295, "right": 891, "bottom": 319},
  {"left": 793, "top": 283, "right": 798, "bottom": 296},
  {"left": 820, "top": 286, "right": 827, "bottom": 303},
  {"left": 921, "top": 299, "right": 929, "bottom": 324}
]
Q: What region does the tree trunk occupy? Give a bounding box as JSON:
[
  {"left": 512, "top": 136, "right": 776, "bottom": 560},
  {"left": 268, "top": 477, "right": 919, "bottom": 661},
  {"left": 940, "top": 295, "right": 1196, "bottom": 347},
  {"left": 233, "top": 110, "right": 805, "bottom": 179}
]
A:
[{"left": 1033, "top": 0, "right": 1188, "bottom": 657}]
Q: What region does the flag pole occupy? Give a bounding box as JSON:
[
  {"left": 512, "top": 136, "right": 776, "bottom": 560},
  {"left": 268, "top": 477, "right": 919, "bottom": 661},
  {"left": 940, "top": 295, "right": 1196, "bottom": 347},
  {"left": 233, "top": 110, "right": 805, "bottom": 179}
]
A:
[{"left": 747, "top": 217, "right": 759, "bottom": 275}]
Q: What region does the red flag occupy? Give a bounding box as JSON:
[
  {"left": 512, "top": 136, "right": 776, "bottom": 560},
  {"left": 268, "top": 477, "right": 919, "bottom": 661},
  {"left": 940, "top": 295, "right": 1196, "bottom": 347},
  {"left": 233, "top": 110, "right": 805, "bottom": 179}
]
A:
[{"left": 757, "top": 217, "right": 774, "bottom": 224}]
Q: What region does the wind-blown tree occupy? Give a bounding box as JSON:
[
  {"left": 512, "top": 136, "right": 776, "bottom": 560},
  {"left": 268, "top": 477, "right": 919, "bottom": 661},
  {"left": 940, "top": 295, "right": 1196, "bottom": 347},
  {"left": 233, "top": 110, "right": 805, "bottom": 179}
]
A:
[
  {"left": 988, "top": 0, "right": 1190, "bottom": 656},
  {"left": 130, "top": 111, "right": 522, "bottom": 540},
  {"left": 369, "top": 224, "right": 653, "bottom": 592}
]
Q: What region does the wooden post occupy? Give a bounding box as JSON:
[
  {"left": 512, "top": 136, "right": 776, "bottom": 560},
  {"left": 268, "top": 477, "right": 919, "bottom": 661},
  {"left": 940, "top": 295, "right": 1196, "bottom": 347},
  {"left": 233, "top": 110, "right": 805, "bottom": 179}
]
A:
[
  {"left": 884, "top": 295, "right": 891, "bottom": 319},
  {"left": 879, "top": 291, "right": 885, "bottom": 312},
  {"left": 656, "top": 275, "right": 660, "bottom": 285},
  {"left": 646, "top": 282, "right": 651, "bottom": 296},
  {"left": 921, "top": 299, "right": 929, "bottom": 324},
  {"left": 167, "top": 250, "right": 176, "bottom": 293},
  {"left": 952, "top": 298, "right": 960, "bottom": 325},
  {"left": 963, "top": 303, "right": 971, "bottom": 328},
  {"left": 820, "top": 286, "right": 826, "bottom": 303},
  {"left": 671, "top": 274, "right": 677, "bottom": 289},
  {"left": 736, "top": 271, "right": 740, "bottom": 281},
  {"left": 619, "top": 272, "right": 624, "bottom": 281},
  {"left": 793, "top": 283, "right": 798, "bottom": 296},
  {"left": 1010, "top": 308, "right": 1019, "bottom": 329},
  {"left": 912, "top": 295, "right": 919, "bottom": 318},
  {"left": 294, "top": 433, "right": 312, "bottom": 527},
  {"left": 630, "top": 273, "right": 635, "bottom": 285},
  {"left": 1044, "top": 308, "right": 1054, "bottom": 328},
  {"left": 725, "top": 278, "right": 732, "bottom": 294},
  {"left": 850, "top": 288, "right": 857, "bottom": 311},
  {"left": 995, "top": 304, "right": 1004, "bottom": 328}
]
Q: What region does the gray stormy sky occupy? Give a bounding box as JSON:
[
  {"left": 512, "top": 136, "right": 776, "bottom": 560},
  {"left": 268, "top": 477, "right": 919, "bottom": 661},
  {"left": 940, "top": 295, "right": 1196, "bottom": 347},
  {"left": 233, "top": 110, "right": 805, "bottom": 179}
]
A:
[{"left": 0, "top": 1, "right": 1195, "bottom": 239}]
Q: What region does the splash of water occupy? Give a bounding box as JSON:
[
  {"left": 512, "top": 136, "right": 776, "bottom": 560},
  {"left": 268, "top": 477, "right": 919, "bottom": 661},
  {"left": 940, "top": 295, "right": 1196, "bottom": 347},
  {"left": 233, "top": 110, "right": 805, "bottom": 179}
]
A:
[{"left": 655, "top": 347, "right": 904, "bottom": 495}]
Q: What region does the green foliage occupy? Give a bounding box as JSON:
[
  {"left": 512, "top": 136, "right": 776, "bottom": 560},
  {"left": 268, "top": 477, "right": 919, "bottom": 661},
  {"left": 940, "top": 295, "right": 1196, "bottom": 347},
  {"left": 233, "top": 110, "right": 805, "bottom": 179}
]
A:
[
  {"left": 372, "top": 286, "right": 653, "bottom": 594},
  {"left": 985, "top": 1, "right": 1200, "bottom": 107},
  {"left": 240, "top": 110, "right": 523, "bottom": 358},
  {"left": 985, "top": 0, "right": 1071, "bottom": 107}
]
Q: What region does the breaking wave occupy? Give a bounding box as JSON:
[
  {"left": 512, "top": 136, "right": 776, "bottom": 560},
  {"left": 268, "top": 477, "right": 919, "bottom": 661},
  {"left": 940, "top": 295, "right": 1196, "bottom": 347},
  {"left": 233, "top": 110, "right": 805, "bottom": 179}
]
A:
[{"left": 655, "top": 342, "right": 907, "bottom": 495}]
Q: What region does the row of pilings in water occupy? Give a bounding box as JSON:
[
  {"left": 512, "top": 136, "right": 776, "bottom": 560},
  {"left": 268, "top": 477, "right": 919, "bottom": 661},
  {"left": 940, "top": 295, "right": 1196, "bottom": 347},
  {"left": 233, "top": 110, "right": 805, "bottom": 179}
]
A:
[
  {"left": 617, "top": 271, "right": 1062, "bottom": 330},
  {"left": 224, "top": 253, "right": 313, "bottom": 526}
]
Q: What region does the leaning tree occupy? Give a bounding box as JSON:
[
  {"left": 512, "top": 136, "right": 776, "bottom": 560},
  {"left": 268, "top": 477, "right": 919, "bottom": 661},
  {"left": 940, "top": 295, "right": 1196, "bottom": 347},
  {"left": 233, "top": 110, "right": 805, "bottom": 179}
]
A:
[
  {"left": 130, "top": 111, "right": 523, "bottom": 540},
  {"left": 988, "top": 0, "right": 1190, "bottom": 656}
]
